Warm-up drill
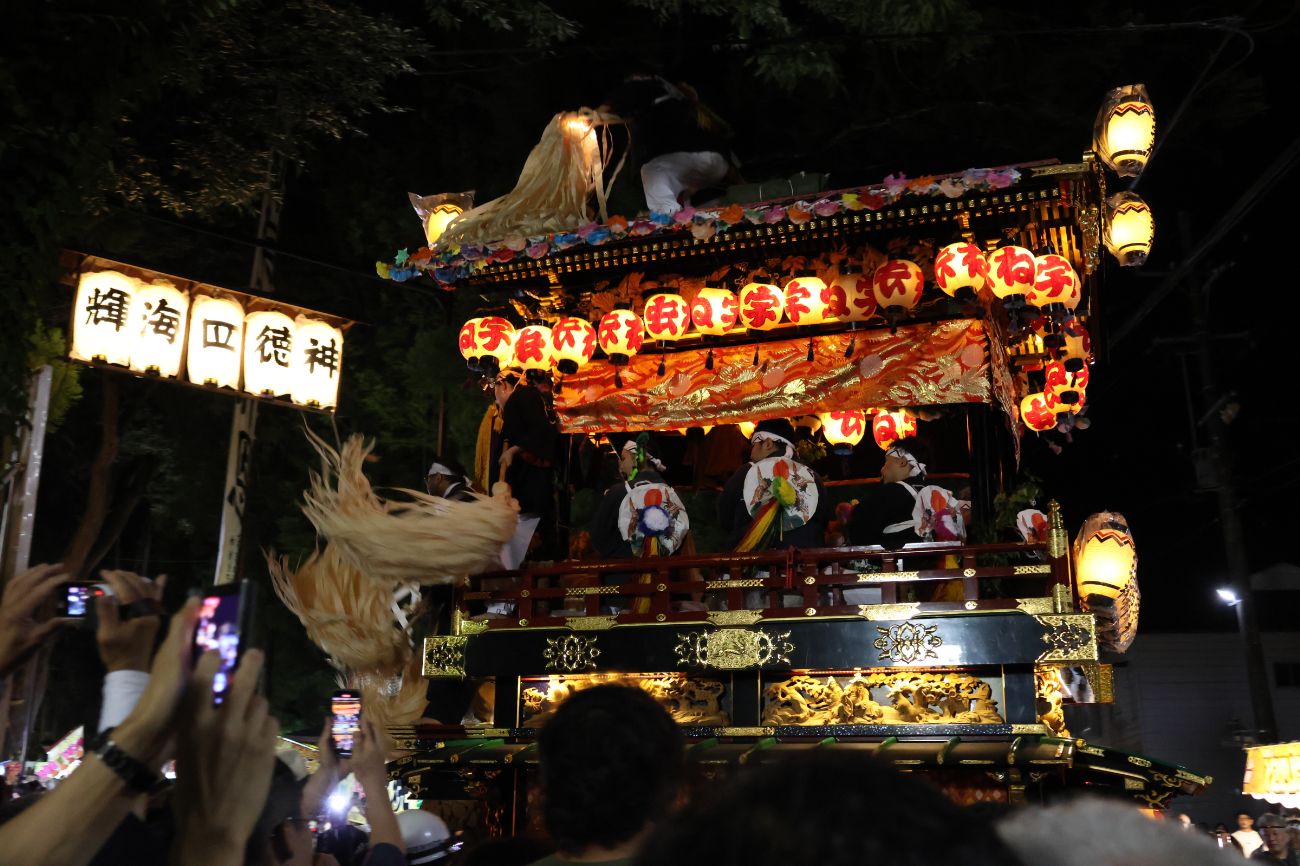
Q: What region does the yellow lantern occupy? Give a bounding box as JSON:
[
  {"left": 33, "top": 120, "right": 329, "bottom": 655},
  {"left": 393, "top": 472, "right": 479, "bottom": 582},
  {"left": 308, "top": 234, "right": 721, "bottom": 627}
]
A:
[
  {"left": 783, "top": 274, "right": 832, "bottom": 324},
  {"left": 70, "top": 270, "right": 140, "bottom": 366},
  {"left": 933, "top": 243, "right": 988, "bottom": 298},
  {"left": 474, "top": 316, "right": 517, "bottom": 369},
  {"left": 642, "top": 293, "right": 690, "bottom": 341},
  {"left": 737, "top": 421, "right": 756, "bottom": 438},
  {"left": 833, "top": 266, "right": 876, "bottom": 322},
  {"left": 1059, "top": 320, "right": 1091, "bottom": 370},
  {"left": 820, "top": 410, "right": 866, "bottom": 454},
  {"left": 985, "top": 246, "right": 1037, "bottom": 299},
  {"left": 1019, "top": 392, "right": 1058, "bottom": 432},
  {"left": 409, "top": 191, "right": 474, "bottom": 247},
  {"left": 738, "top": 281, "right": 786, "bottom": 331},
  {"left": 871, "top": 260, "right": 924, "bottom": 311},
  {"left": 1074, "top": 513, "right": 1137, "bottom": 600},
  {"left": 598, "top": 309, "right": 644, "bottom": 364},
  {"left": 1093, "top": 84, "right": 1155, "bottom": 178},
  {"left": 690, "top": 287, "right": 739, "bottom": 336},
  {"left": 186, "top": 295, "right": 245, "bottom": 388},
  {"left": 292, "top": 317, "right": 344, "bottom": 409},
  {"left": 243, "top": 310, "right": 296, "bottom": 397},
  {"left": 1028, "top": 254, "right": 1081, "bottom": 310},
  {"left": 512, "top": 324, "right": 554, "bottom": 372},
  {"left": 551, "top": 317, "right": 597, "bottom": 374},
  {"left": 1104, "top": 191, "right": 1154, "bottom": 267},
  {"left": 128, "top": 280, "right": 190, "bottom": 378},
  {"left": 1043, "top": 358, "right": 1089, "bottom": 411},
  {"left": 871, "top": 409, "right": 918, "bottom": 450}
]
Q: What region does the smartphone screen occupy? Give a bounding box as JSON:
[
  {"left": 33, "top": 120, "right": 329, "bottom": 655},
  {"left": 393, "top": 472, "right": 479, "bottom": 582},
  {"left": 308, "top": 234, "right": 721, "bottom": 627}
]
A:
[
  {"left": 193, "top": 585, "right": 247, "bottom": 704},
  {"left": 63, "top": 584, "right": 95, "bottom": 618},
  {"left": 331, "top": 691, "right": 361, "bottom": 758}
]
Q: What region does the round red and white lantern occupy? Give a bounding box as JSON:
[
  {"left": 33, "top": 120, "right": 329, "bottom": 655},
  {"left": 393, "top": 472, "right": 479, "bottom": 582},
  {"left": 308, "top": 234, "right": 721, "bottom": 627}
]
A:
[
  {"left": 784, "top": 274, "right": 832, "bottom": 325},
  {"left": 871, "top": 260, "right": 924, "bottom": 311},
  {"left": 551, "top": 317, "right": 597, "bottom": 374},
  {"left": 642, "top": 293, "right": 691, "bottom": 342},
  {"left": 738, "top": 281, "right": 786, "bottom": 331},
  {"left": 871, "top": 409, "right": 918, "bottom": 450},
  {"left": 933, "top": 243, "right": 988, "bottom": 298},
  {"left": 1020, "top": 392, "right": 1058, "bottom": 432},
  {"left": 473, "top": 316, "right": 517, "bottom": 368},
  {"left": 1059, "top": 320, "right": 1092, "bottom": 371},
  {"left": 820, "top": 410, "right": 866, "bottom": 453},
  {"left": 598, "top": 309, "right": 644, "bottom": 363},
  {"left": 1043, "top": 359, "right": 1089, "bottom": 408},
  {"left": 833, "top": 267, "right": 876, "bottom": 322},
  {"left": 691, "top": 287, "right": 739, "bottom": 336},
  {"left": 985, "top": 246, "right": 1037, "bottom": 299},
  {"left": 512, "top": 324, "right": 554, "bottom": 372},
  {"left": 1028, "top": 254, "right": 1081, "bottom": 310}
]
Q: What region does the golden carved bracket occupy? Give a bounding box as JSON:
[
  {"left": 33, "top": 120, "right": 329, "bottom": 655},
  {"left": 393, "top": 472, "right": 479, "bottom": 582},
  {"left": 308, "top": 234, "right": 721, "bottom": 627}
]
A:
[
  {"left": 423, "top": 636, "right": 468, "bottom": 678},
  {"left": 674, "top": 628, "right": 794, "bottom": 670},
  {"left": 543, "top": 635, "right": 601, "bottom": 672},
  {"left": 566, "top": 615, "right": 618, "bottom": 631},
  {"left": 1034, "top": 613, "right": 1098, "bottom": 663},
  {"left": 874, "top": 622, "right": 944, "bottom": 664},
  {"left": 707, "top": 609, "right": 766, "bottom": 626},
  {"left": 858, "top": 602, "right": 920, "bottom": 622}
]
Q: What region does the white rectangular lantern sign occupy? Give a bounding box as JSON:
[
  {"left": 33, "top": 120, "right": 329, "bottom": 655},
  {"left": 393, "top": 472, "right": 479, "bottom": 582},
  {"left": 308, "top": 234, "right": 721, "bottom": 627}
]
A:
[{"left": 70, "top": 270, "right": 343, "bottom": 410}]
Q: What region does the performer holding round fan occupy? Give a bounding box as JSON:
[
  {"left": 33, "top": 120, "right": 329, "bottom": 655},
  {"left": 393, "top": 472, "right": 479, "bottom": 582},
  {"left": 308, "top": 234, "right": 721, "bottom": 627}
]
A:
[
  {"left": 590, "top": 434, "right": 689, "bottom": 560},
  {"left": 717, "top": 418, "right": 828, "bottom": 552}
]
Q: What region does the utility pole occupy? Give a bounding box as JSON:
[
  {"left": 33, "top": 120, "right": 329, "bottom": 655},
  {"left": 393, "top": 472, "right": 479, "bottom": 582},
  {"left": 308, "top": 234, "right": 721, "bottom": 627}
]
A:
[{"left": 1181, "top": 214, "right": 1277, "bottom": 743}]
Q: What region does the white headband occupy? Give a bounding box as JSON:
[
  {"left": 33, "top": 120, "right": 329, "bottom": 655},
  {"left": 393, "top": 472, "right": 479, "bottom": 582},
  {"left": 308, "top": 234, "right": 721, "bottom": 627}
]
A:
[
  {"left": 887, "top": 447, "right": 926, "bottom": 477},
  {"left": 752, "top": 431, "right": 794, "bottom": 455},
  {"left": 621, "top": 440, "right": 666, "bottom": 472}
]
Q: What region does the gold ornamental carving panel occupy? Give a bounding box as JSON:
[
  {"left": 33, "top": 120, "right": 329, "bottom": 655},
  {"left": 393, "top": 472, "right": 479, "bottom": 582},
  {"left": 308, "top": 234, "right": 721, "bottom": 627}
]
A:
[
  {"left": 423, "top": 636, "right": 468, "bottom": 678},
  {"left": 1035, "top": 613, "right": 1099, "bottom": 662},
  {"left": 874, "top": 622, "right": 943, "bottom": 664},
  {"left": 763, "top": 670, "right": 1004, "bottom": 726},
  {"left": 521, "top": 673, "right": 729, "bottom": 726},
  {"left": 674, "top": 628, "right": 794, "bottom": 670},
  {"left": 543, "top": 635, "right": 601, "bottom": 672}
]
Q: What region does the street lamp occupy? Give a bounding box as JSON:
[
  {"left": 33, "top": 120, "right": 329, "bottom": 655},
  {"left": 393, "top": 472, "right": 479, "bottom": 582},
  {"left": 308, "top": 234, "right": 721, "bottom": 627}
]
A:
[
  {"left": 1216, "top": 587, "right": 1241, "bottom": 606},
  {"left": 1216, "top": 582, "right": 1278, "bottom": 744}
]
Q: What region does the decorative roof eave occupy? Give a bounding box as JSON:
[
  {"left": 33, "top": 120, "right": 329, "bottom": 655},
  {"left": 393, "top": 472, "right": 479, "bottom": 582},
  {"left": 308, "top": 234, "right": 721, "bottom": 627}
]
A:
[{"left": 380, "top": 161, "right": 1087, "bottom": 291}]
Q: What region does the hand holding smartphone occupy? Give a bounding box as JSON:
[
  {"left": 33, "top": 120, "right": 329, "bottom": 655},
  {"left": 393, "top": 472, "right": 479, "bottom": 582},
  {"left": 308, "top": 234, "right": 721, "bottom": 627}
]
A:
[
  {"left": 331, "top": 691, "right": 362, "bottom": 758},
  {"left": 57, "top": 582, "right": 100, "bottom": 619},
  {"left": 190, "top": 580, "right": 255, "bottom": 705}
]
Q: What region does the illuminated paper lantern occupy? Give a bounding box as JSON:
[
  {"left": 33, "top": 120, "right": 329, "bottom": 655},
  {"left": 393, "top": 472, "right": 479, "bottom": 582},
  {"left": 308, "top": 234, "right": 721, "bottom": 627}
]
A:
[
  {"left": 642, "top": 294, "right": 690, "bottom": 341},
  {"left": 512, "top": 324, "right": 554, "bottom": 371},
  {"left": 784, "top": 275, "right": 833, "bottom": 324},
  {"left": 243, "top": 310, "right": 296, "bottom": 397},
  {"left": 70, "top": 270, "right": 140, "bottom": 366},
  {"left": 1028, "top": 254, "right": 1081, "bottom": 310},
  {"left": 834, "top": 266, "right": 876, "bottom": 322},
  {"left": 1104, "top": 191, "right": 1154, "bottom": 267},
  {"left": 475, "top": 316, "right": 517, "bottom": 368},
  {"left": 292, "top": 317, "right": 344, "bottom": 409},
  {"left": 409, "top": 191, "right": 474, "bottom": 247},
  {"left": 933, "top": 243, "right": 988, "bottom": 298},
  {"left": 598, "top": 309, "right": 644, "bottom": 364},
  {"left": 821, "top": 410, "right": 866, "bottom": 454},
  {"left": 691, "top": 287, "right": 738, "bottom": 336},
  {"left": 1059, "top": 320, "right": 1092, "bottom": 370},
  {"left": 1093, "top": 84, "right": 1155, "bottom": 178},
  {"left": 738, "top": 281, "right": 786, "bottom": 331},
  {"left": 128, "top": 281, "right": 190, "bottom": 378},
  {"left": 1074, "top": 513, "right": 1137, "bottom": 600},
  {"left": 1019, "top": 392, "right": 1058, "bottom": 432},
  {"left": 737, "top": 421, "right": 756, "bottom": 438},
  {"left": 186, "top": 295, "right": 245, "bottom": 388},
  {"left": 459, "top": 317, "right": 485, "bottom": 363},
  {"left": 985, "top": 246, "right": 1036, "bottom": 299},
  {"left": 551, "top": 317, "right": 597, "bottom": 374},
  {"left": 871, "top": 260, "right": 924, "bottom": 311},
  {"left": 1043, "top": 359, "right": 1089, "bottom": 410},
  {"left": 871, "top": 409, "right": 918, "bottom": 450}
]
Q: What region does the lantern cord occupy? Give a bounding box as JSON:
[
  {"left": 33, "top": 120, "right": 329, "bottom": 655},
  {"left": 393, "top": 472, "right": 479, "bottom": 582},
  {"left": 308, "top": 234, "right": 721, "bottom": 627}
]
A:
[{"left": 806, "top": 337, "right": 814, "bottom": 363}]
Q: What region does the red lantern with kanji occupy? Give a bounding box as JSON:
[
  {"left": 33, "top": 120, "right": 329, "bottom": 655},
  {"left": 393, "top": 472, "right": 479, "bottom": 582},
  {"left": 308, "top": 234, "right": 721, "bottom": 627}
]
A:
[
  {"left": 1059, "top": 320, "right": 1091, "bottom": 370},
  {"left": 934, "top": 243, "right": 988, "bottom": 298},
  {"left": 1020, "top": 392, "right": 1058, "bottom": 432},
  {"left": 458, "top": 317, "right": 483, "bottom": 363},
  {"left": 738, "top": 281, "right": 786, "bottom": 331},
  {"left": 834, "top": 266, "right": 876, "bottom": 323},
  {"left": 821, "top": 410, "right": 866, "bottom": 455},
  {"left": 872, "top": 409, "right": 918, "bottom": 450},
  {"left": 512, "top": 324, "right": 554, "bottom": 372},
  {"left": 871, "top": 260, "right": 924, "bottom": 311},
  {"left": 551, "top": 317, "right": 597, "bottom": 374},
  {"left": 643, "top": 293, "right": 690, "bottom": 342},
  {"left": 985, "top": 246, "right": 1036, "bottom": 299},
  {"left": 1044, "top": 359, "right": 1089, "bottom": 412},
  {"left": 691, "top": 287, "right": 739, "bottom": 336},
  {"left": 598, "top": 309, "right": 644, "bottom": 364},
  {"left": 784, "top": 274, "right": 832, "bottom": 324},
  {"left": 1028, "top": 254, "right": 1081, "bottom": 310},
  {"left": 465, "top": 316, "right": 515, "bottom": 369}
]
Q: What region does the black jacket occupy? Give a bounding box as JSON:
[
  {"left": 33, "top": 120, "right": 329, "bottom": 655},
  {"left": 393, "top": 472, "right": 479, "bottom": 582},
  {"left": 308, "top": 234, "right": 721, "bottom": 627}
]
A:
[
  {"left": 590, "top": 470, "right": 667, "bottom": 560},
  {"left": 717, "top": 461, "right": 829, "bottom": 551},
  {"left": 499, "top": 384, "right": 556, "bottom": 517},
  {"left": 848, "top": 478, "right": 926, "bottom": 549}
]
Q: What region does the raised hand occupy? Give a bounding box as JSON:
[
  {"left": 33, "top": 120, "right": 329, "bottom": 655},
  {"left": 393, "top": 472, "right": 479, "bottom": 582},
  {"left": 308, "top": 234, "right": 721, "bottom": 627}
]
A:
[
  {"left": 95, "top": 570, "right": 167, "bottom": 673},
  {"left": 0, "top": 563, "right": 70, "bottom": 676},
  {"left": 111, "top": 596, "right": 200, "bottom": 767}
]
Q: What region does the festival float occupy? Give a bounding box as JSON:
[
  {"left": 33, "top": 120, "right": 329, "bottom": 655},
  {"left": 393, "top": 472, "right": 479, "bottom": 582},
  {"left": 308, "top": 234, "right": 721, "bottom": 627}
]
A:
[{"left": 279, "top": 85, "right": 1205, "bottom": 838}]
